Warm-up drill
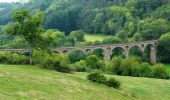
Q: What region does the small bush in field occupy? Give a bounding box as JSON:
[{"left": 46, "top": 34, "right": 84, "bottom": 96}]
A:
[
  {"left": 106, "top": 78, "right": 121, "bottom": 89},
  {"left": 87, "top": 72, "right": 107, "bottom": 84}
]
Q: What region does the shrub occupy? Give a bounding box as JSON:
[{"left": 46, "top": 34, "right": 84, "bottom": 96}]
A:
[
  {"left": 9, "top": 53, "right": 29, "bottom": 64},
  {"left": 138, "top": 62, "right": 152, "bottom": 77},
  {"left": 0, "top": 52, "right": 9, "bottom": 63},
  {"left": 86, "top": 55, "right": 105, "bottom": 69},
  {"left": 54, "top": 65, "right": 73, "bottom": 73},
  {"left": 68, "top": 50, "right": 87, "bottom": 63},
  {"left": 120, "top": 56, "right": 141, "bottom": 76},
  {"left": 75, "top": 60, "right": 87, "bottom": 72},
  {"left": 87, "top": 72, "right": 107, "bottom": 84},
  {"left": 151, "top": 64, "right": 169, "bottom": 79},
  {"left": 103, "top": 36, "right": 122, "bottom": 45},
  {"left": 41, "top": 53, "right": 72, "bottom": 73},
  {"left": 0, "top": 52, "right": 29, "bottom": 64},
  {"left": 110, "top": 56, "right": 123, "bottom": 75},
  {"left": 106, "top": 78, "right": 121, "bottom": 89}
]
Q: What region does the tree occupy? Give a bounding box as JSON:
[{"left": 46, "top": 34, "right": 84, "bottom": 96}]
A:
[
  {"left": 158, "top": 32, "right": 170, "bottom": 63},
  {"left": 70, "top": 30, "right": 85, "bottom": 42},
  {"left": 42, "top": 29, "right": 66, "bottom": 48},
  {"left": 137, "top": 18, "right": 169, "bottom": 40},
  {"left": 4, "top": 9, "right": 44, "bottom": 64}
]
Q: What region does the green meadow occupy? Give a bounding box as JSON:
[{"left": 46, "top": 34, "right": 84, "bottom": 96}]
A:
[{"left": 0, "top": 64, "right": 170, "bottom": 100}]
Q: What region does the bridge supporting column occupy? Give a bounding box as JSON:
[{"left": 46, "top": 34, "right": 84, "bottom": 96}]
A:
[
  {"left": 124, "top": 48, "right": 129, "bottom": 58},
  {"left": 150, "top": 46, "right": 157, "bottom": 64},
  {"left": 104, "top": 50, "right": 112, "bottom": 61}
]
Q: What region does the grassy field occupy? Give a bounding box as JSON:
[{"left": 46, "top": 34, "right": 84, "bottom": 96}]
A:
[
  {"left": 84, "top": 34, "right": 109, "bottom": 42},
  {"left": 0, "top": 65, "right": 170, "bottom": 100}
]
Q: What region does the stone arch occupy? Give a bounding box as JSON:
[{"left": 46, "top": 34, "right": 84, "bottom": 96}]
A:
[
  {"left": 53, "top": 50, "right": 61, "bottom": 54},
  {"left": 68, "top": 49, "right": 86, "bottom": 55},
  {"left": 68, "top": 49, "right": 87, "bottom": 63},
  {"left": 111, "top": 47, "right": 126, "bottom": 59},
  {"left": 143, "top": 43, "right": 157, "bottom": 64},
  {"left": 91, "top": 48, "right": 105, "bottom": 59},
  {"left": 129, "top": 45, "right": 143, "bottom": 58}
]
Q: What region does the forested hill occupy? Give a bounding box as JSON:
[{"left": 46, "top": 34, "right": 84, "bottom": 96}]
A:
[{"left": 0, "top": 0, "right": 170, "bottom": 40}]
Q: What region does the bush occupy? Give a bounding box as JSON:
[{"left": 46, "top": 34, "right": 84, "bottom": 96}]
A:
[
  {"left": 68, "top": 50, "right": 87, "bottom": 63},
  {"left": 106, "top": 78, "right": 121, "bottom": 89},
  {"left": 151, "top": 64, "right": 169, "bottom": 79},
  {"left": 0, "top": 52, "right": 29, "bottom": 64},
  {"left": 86, "top": 55, "right": 105, "bottom": 69},
  {"left": 0, "top": 52, "right": 9, "bottom": 63},
  {"left": 75, "top": 60, "right": 87, "bottom": 72},
  {"left": 9, "top": 53, "right": 29, "bottom": 64},
  {"left": 138, "top": 62, "right": 152, "bottom": 77},
  {"left": 87, "top": 72, "right": 107, "bottom": 84},
  {"left": 54, "top": 65, "right": 73, "bottom": 73},
  {"left": 103, "top": 36, "right": 122, "bottom": 45},
  {"left": 41, "top": 53, "right": 72, "bottom": 73},
  {"left": 110, "top": 56, "right": 123, "bottom": 75},
  {"left": 120, "top": 56, "right": 141, "bottom": 77}
]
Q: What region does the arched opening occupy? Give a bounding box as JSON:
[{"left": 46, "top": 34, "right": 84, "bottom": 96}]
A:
[
  {"left": 143, "top": 44, "right": 156, "bottom": 63},
  {"left": 53, "top": 51, "right": 60, "bottom": 54},
  {"left": 129, "top": 45, "right": 143, "bottom": 58},
  {"left": 111, "top": 47, "right": 125, "bottom": 59},
  {"left": 90, "top": 48, "right": 105, "bottom": 59},
  {"left": 68, "top": 50, "right": 87, "bottom": 63},
  {"left": 22, "top": 52, "right": 30, "bottom": 57}
]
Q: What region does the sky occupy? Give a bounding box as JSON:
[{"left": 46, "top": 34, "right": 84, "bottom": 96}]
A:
[{"left": 0, "top": 0, "right": 20, "bottom": 3}]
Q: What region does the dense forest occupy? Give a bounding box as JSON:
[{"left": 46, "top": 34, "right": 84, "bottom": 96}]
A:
[
  {"left": 0, "top": 0, "right": 170, "bottom": 37},
  {"left": 0, "top": 0, "right": 170, "bottom": 63}
]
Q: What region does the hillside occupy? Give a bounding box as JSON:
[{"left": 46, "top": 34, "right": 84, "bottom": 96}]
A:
[{"left": 0, "top": 65, "right": 170, "bottom": 100}]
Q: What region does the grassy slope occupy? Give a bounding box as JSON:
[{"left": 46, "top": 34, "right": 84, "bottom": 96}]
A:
[
  {"left": 0, "top": 65, "right": 135, "bottom": 100},
  {"left": 76, "top": 73, "right": 170, "bottom": 100},
  {"left": 0, "top": 65, "right": 170, "bottom": 100},
  {"left": 84, "top": 34, "right": 109, "bottom": 42}
]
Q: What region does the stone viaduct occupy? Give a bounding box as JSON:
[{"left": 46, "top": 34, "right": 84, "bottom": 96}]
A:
[{"left": 0, "top": 40, "right": 159, "bottom": 64}]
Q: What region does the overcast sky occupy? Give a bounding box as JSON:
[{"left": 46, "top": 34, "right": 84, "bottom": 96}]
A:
[{"left": 0, "top": 0, "right": 20, "bottom": 3}]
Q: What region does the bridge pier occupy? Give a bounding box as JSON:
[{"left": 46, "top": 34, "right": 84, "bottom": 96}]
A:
[
  {"left": 103, "top": 51, "right": 112, "bottom": 61},
  {"left": 150, "top": 46, "right": 157, "bottom": 64}
]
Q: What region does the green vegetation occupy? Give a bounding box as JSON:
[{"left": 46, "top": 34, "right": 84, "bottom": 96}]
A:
[{"left": 1, "top": 65, "right": 170, "bottom": 100}]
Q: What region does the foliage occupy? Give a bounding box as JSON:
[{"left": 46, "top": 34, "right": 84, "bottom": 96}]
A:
[
  {"left": 42, "top": 29, "right": 66, "bottom": 48},
  {"left": 4, "top": 9, "right": 45, "bottom": 64},
  {"left": 138, "top": 62, "right": 152, "bottom": 77},
  {"left": 0, "top": 52, "right": 29, "bottom": 64},
  {"left": 158, "top": 32, "right": 170, "bottom": 63},
  {"left": 70, "top": 30, "right": 85, "bottom": 42},
  {"left": 137, "top": 18, "right": 169, "bottom": 40},
  {"left": 87, "top": 72, "right": 107, "bottom": 84},
  {"left": 68, "top": 50, "right": 87, "bottom": 63},
  {"left": 102, "top": 36, "right": 122, "bottom": 45},
  {"left": 151, "top": 64, "right": 169, "bottom": 79},
  {"left": 75, "top": 60, "right": 87, "bottom": 72},
  {"left": 106, "top": 78, "right": 121, "bottom": 89},
  {"left": 110, "top": 56, "right": 123, "bottom": 75},
  {"left": 85, "top": 55, "right": 105, "bottom": 69}
]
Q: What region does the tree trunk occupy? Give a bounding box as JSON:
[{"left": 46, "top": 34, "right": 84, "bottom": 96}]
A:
[{"left": 29, "top": 48, "right": 33, "bottom": 65}]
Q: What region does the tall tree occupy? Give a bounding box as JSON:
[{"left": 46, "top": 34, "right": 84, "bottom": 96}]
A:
[{"left": 4, "top": 9, "right": 44, "bottom": 64}]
